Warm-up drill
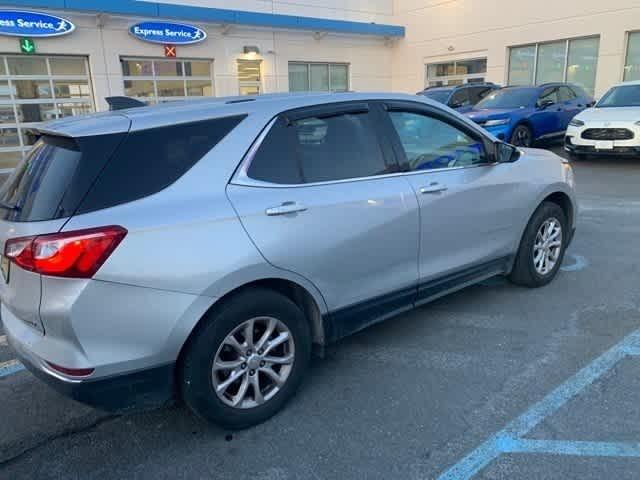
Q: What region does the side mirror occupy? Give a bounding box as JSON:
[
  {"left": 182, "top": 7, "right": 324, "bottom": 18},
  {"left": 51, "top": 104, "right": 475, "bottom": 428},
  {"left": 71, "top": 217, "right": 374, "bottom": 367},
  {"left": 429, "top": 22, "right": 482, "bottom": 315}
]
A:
[
  {"left": 537, "top": 99, "right": 555, "bottom": 110},
  {"left": 496, "top": 141, "right": 520, "bottom": 163}
]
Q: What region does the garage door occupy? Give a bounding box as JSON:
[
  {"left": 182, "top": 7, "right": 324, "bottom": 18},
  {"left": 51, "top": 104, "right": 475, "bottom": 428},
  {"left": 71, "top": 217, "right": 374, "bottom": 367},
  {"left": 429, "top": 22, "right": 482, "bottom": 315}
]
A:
[{"left": 0, "top": 55, "right": 94, "bottom": 172}]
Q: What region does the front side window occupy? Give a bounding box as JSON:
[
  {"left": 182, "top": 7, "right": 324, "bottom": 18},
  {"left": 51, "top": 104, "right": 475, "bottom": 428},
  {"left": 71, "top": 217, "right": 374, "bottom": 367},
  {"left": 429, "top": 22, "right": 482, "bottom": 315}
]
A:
[
  {"left": 538, "top": 87, "right": 560, "bottom": 106},
  {"left": 449, "top": 89, "right": 470, "bottom": 108},
  {"left": 248, "top": 111, "right": 393, "bottom": 184},
  {"left": 388, "top": 111, "right": 487, "bottom": 171}
]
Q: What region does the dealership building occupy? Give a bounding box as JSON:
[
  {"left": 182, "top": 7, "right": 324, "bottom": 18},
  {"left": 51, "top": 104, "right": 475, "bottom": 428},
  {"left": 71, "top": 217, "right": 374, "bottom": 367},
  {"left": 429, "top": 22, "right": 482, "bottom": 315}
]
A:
[{"left": 0, "top": 0, "right": 639, "bottom": 170}]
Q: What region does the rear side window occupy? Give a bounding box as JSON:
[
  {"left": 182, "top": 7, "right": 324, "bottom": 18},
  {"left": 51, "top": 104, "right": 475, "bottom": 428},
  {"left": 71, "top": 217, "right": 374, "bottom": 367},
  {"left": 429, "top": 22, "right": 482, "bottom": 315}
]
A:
[
  {"left": 559, "top": 86, "right": 576, "bottom": 102},
  {"left": 78, "top": 115, "right": 246, "bottom": 214},
  {"left": 449, "top": 89, "right": 470, "bottom": 108},
  {"left": 469, "top": 87, "right": 494, "bottom": 105},
  {"left": 247, "top": 111, "right": 395, "bottom": 184},
  {"left": 0, "top": 134, "right": 125, "bottom": 222}
]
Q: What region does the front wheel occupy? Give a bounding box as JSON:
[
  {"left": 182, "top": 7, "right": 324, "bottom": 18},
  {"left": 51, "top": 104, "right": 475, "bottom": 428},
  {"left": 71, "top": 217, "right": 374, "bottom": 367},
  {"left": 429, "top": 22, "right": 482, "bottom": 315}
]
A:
[
  {"left": 180, "top": 288, "right": 311, "bottom": 429},
  {"left": 509, "top": 202, "right": 567, "bottom": 288},
  {"left": 510, "top": 125, "right": 533, "bottom": 147}
]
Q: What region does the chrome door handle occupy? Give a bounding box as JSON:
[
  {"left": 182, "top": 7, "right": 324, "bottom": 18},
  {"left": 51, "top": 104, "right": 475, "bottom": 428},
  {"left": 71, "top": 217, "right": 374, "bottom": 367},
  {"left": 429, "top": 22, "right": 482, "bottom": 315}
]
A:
[
  {"left": 265, "top": 201, "right": 307, "bottom": 216},
  {"left": 419, "top": 183, "right": 448, "bottom": 194}
]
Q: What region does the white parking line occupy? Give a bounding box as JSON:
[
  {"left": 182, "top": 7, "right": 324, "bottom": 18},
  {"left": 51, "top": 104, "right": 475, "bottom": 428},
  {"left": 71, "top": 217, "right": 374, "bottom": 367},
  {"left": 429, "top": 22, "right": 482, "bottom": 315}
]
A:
[
  {"left": 0, "top": 359, "right": 25, "bottom": 377},
  {"left": 0, "top": 335, "right": 7, "bottom": 347}
]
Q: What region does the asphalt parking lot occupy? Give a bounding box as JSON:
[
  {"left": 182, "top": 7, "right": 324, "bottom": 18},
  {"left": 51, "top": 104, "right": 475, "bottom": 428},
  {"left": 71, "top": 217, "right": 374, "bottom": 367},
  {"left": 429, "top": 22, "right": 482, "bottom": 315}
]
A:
[{"left": 2, "top": 146, "right": 640, "bottom": 479}]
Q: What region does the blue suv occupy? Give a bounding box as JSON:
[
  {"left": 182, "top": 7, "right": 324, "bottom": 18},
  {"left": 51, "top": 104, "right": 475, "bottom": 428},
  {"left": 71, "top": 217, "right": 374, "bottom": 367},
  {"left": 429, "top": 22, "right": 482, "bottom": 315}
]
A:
[
  {"left": 465, "top": 83, "right": 594, "bottom": 147},
  {"left": 417, "top": 83, "right": 500, "bottom": 113}
]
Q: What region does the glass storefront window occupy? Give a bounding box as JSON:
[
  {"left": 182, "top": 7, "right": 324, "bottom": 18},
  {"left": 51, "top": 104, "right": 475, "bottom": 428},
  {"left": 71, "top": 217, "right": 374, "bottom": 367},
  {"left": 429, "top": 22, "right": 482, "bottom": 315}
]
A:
[
  {"left": 426, "top": 58, "right": 486, "bottom": 87},
  {"left": 49, "top": 57, "right": 86, "bottom": 76},
  {"left": 310, "top": 64, "right": 329, "bottom": 91},
  {"left": 0, "top": 55, "right": 95, "bottom": 171},
  {"left": 509, "top": 46, "right": 536, "bottom": 85},
  {"left": 567, "top": 37, "right": 600, "bottom": 95},
  {"left": 289, "top": 63, "right": 309, "bottom": 92},
  {"left": 121, "top": 58, "right": 213, "bottom": 102},
  {"left": 535, "top": 41, "right": 566, "bottom": 84},
  {"left": 288, "top": 62, "right": 349, "bottom": 92},
  {"left": 330, "top": 64, "right": 348, "bottom": 92},
  {"left": 7, "top": 57, "right": 47, "bottom": 75},
  {"left": 624, "top": 32, "right": 640, "bottom": 82},
  {"left": 509, "top": 37, "right": 599, "bottom": 94},
  {"left": 237, "top": 60, "right": 262, "bottom": 95}
]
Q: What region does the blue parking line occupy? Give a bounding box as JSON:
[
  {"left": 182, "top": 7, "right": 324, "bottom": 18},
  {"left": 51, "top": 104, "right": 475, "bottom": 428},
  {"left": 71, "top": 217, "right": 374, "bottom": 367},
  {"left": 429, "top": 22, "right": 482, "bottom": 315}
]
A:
[
  {"left": 437, "top": 327, "right": 640, "bottom": 479},
  {"left": 500, "top": 438, "right": 640, "bottom": 458},
  {"left": 0, "top": 360, "right": 25, "bottom": 377}
]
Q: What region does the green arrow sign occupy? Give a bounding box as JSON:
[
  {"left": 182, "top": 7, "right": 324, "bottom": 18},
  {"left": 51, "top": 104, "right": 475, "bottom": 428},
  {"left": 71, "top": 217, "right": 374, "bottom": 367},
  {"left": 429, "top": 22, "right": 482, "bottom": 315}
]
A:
[{"left": 19, "top": 38, "right": 36, "bottom": 55}]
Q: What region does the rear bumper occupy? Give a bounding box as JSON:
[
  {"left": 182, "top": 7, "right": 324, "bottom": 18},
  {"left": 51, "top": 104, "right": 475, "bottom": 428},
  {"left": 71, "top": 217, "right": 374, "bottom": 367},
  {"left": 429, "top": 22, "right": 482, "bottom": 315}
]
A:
[{"left": 7, "top": 331, "right": 175, "bottom": 412}]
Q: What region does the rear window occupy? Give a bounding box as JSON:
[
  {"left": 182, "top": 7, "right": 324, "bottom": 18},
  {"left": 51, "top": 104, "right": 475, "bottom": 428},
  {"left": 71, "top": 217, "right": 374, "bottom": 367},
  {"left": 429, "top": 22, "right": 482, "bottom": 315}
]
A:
[
  {"left": 0, "top": 134, "right": 125, "bottom": 222},
  {"left": 0, "top": 115, "right": 246, "bottom": 222},
  {"left": 78, "top": 115, "right": 246, "bottom": 214}
]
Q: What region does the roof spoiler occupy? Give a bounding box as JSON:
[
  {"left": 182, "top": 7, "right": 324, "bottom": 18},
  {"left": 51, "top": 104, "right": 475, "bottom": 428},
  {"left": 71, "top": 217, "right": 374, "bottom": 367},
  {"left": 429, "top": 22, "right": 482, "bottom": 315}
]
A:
[{"left": 105, "top": 96, "right": 147, "bottom": 111}]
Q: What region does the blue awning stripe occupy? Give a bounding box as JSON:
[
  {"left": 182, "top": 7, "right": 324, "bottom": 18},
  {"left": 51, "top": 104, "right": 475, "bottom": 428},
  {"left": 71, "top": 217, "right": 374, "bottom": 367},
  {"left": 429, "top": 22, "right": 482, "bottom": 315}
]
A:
[{"left": 0, "top": 0, "right": 405, "bottom": 37}]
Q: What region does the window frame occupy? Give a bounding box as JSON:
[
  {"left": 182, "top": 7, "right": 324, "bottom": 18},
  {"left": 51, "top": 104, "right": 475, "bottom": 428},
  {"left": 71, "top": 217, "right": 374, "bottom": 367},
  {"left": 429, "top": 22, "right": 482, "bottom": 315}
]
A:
[
  {"left": 378, "top": 100, "right": 498, "bottom": 174},
  {"left": 233, "top": 101, "right": 400, "bottom": 187}
]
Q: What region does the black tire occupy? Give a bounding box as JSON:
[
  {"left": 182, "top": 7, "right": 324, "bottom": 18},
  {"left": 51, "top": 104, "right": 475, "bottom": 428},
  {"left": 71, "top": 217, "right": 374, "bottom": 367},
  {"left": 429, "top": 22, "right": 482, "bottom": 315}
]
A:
[
  {"left": 180, "top": 288, "right": 311, "bottom": 429},
  {"left": 510, "top": 124, "right": 533, "bottom": 147},
  {"left": 509, "top": 201, "right": 568, "bottom": 288}
]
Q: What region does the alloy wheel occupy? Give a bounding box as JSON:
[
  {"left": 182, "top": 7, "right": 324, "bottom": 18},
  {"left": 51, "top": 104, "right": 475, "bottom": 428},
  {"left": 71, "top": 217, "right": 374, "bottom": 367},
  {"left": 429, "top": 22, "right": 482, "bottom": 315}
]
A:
[
  {"left": 212, "top": 317, "right": 295, "bottom": 409},
  {"left": 533, "top": 217, "right": 563, "bottom": 275}
]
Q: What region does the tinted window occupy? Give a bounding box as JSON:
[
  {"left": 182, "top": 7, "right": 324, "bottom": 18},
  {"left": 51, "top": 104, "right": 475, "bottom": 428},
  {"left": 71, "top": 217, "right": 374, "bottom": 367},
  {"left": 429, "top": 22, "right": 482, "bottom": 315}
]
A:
[
  {"left": 78, "top": 115, "right": 245, "bottom": 214},
  {"left": 538, "top": 87, "right": 560, "bottom": 105},
  {"left": 248, "top": 111, "right": 394, "bottom": 184},
  {"left": 422, "top": 90, "right": 451, "bottom": 104},
  {"left": 0, "top": 134, "right": 125, "bottom": 222},
  {"left": 389, "top": 111, "right": 487, "bottom": 171},
  {"left": 559, "top": 86, "right": 576, "bottom": 102},
  {"left": 469, "top": 87, "right": 494, "bottom": 104},
  {"left": 449, "top": 89, "right": 470, "bottom": 108}
]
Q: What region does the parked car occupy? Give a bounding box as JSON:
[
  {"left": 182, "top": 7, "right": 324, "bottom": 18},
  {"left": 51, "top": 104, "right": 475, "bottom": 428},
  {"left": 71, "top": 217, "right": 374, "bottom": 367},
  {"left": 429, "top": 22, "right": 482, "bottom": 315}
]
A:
[
  {"left": 465, "top": 83, "right": 595, "bottom": 147},
  {"left": 565, "top": 80, "right": 640, "bottom": 159},
  {"left": 417, "top": 83, "right": 500, "bottom": 113},
  {"left": 0, "top": 92, "right": 576, "bottom": 429}
]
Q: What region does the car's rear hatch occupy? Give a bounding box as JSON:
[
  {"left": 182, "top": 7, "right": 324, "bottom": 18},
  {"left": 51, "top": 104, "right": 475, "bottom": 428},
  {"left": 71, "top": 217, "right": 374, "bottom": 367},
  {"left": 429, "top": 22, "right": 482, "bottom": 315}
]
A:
[{"left": 0, "top": 114, "right": 130, "bottom": 332}]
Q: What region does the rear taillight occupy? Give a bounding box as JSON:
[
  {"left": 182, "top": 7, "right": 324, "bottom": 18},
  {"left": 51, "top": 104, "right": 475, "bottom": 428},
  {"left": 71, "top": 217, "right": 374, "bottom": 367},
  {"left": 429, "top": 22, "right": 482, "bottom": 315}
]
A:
[{"left": 4, "top": 226, "right": 127, "bottom": 278}]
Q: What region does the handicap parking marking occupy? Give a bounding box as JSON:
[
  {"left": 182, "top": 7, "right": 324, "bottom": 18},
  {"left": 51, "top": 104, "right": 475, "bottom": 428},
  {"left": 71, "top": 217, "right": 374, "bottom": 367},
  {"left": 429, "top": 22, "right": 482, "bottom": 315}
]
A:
[
  {"left": 0, "top": 359, "right": 25, "bottom": 378},
  {"left": 560, "top": 253, "right": 589, "bottom": 272},
  {"left": 437, "top": 327, "right": 640, "bottom": 479}
]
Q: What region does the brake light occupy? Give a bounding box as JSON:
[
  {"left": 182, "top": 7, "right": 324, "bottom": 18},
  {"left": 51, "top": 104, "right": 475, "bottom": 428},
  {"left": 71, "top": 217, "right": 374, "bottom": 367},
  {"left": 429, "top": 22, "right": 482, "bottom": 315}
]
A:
[
  {"left": 4, "top": 226, "right": 127, "bottom": 278},
  {"left": 46, "top": 362, "right": 94, "bottom": 377}
]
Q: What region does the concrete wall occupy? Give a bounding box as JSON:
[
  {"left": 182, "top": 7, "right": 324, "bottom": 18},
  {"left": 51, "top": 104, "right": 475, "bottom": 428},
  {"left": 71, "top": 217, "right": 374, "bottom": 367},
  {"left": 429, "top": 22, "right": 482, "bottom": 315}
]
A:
[{"left": 391, "top": 0, "right": 640, "bottom": 96}]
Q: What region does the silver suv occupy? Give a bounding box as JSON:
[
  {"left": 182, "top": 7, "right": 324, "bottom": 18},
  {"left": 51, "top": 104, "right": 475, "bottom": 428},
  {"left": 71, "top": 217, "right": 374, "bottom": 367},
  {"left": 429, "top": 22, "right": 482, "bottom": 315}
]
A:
[{"left": 0, "top": 93, "right": 576, "bottom": 428}]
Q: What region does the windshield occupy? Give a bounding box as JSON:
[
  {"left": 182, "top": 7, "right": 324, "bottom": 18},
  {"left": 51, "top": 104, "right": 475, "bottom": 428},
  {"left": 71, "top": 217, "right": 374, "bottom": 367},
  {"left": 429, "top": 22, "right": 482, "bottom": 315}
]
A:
[
  {"left": 422, "top": 90, "right": 451, "bottom": 104},
  {"left": 475, "top": 88, "right": 537, "bottom": 109},
  {"left": 596, "top": 85, "right": 640, "bottom": 108}
]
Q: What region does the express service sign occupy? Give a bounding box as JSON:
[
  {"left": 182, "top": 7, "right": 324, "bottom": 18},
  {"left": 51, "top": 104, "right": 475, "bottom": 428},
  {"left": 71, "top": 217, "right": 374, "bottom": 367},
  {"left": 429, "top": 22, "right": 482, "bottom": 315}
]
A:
[
  {"left": 0, "top": 10, "right": 75, "bottom": 37},
  {"left": 130, "top": 22, "right": 206, "bottom": 45}
]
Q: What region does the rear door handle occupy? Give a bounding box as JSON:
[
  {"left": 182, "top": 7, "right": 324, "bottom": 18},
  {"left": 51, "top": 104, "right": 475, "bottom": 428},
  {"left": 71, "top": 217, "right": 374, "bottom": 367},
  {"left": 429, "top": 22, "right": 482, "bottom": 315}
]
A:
[
  {"left": 419, "top": 183, "right": 448, "bottom": 194},
  {"left": 265, "top": 201, "right": 307, "bottom": 216}
]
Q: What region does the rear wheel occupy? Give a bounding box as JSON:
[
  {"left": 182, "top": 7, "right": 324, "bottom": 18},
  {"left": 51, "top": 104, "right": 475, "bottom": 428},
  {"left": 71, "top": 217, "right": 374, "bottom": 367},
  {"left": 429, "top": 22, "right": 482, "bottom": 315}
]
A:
[
  {"left": 509, "top": 202, "right": 567, "bottom": 288},
  {"left": 510, "top": 125, "right": 533, "bottom": 147},
  {"left": 180, "top": 288, "right": 311, "bottom": 429}
]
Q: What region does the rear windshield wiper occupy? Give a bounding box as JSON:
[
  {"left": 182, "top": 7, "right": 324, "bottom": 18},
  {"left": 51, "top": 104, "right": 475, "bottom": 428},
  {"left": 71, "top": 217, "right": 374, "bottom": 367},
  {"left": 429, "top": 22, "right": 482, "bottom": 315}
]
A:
[{"left": 0, "top": 201, "right": 21, "bottom": 212}]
